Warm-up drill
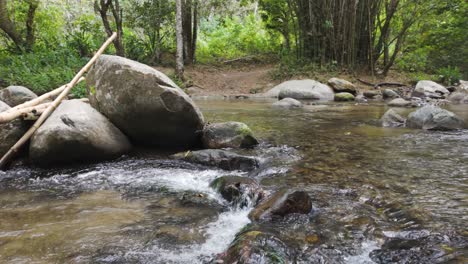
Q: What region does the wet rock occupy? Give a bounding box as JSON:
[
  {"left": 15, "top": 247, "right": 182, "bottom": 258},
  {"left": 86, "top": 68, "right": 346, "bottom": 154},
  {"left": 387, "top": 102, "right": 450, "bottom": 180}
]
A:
[
  {"left": 30, "top": 100, "right": 132, "bottom": 166},
  {"left": 355, "top": 94, "right": 368, "bottom": 103},
  {"left": 249, "top": 189, "right": 312, "bottom": 221},
  {"left": 0, "top": 100, "right": 29, "bottom": 157},
  {"left": 264, "top": 80, "right": 334, "bottom": 100},
  {"left": 448, "top": 92, "right": 468, "bottom": 104},
  {"left": 381, "top": 109, "right": 406, "bottom": 128},
  {"left": 334, "top": 92, "right": 355, "bottom": 102},
  {"left": 210, "top": 176, "right": 265, "bottom": 207},
  {"left": 0, "top": 86, "right": 37, "bottom": 107},
  {"left": 407, "top": 105, "right": 465, "bottom": 131},
  {"left": 86, "top": 55, "right": 204, "bottom": 148},
  {"left": 363, "top": 90, "right": 380, "bottom": 99},
  {"left": 327, "top": 78, "right": 357, "bottom": 95},
  {"left": 459, "top": 80, "right": 468, "bottom": 90},
  {"left": 273, "top": 98, "right": 303, "bottom": 109},
  {"left": 387, "top": 98, "right": 414, "bottom": 107},
  {"left": 383, "top": 89, "right": 400, "bottom": 99},
  {"left": 202, "top": 122, "right": 258, "bottom": 149},
  {"left": 171, "top": 149, "right": 259, "bottom": 172},
  {"left": 217, "top": 230, "right": 293, "bottom": 264},
  {"left": 413, "top": 80, "right": 450, "bottom": 99}
]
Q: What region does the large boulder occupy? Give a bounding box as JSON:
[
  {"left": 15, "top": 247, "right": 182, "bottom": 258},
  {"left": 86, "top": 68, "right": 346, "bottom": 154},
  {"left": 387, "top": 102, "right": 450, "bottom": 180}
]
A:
[
  {"left": 383, "top": 89, "right": 400, "bottom": 99},
  {"left": 29, "top": 100, "right": 131, "bottom": 166},
  {"left": 272, "top": 98, "right": 303, "bottom": 109},
  {"left": 407, "top": 105, "right": 465, "bottom": 131},
  {"left": 381, "top": 109, "right": 406, "bottom": 128},
  {"left": 249, "top": 189, "right": 312, "bottom": 221},
  {"left": 0, "top": 86, "right": 37, "bottom": 107},
  {"left": 334, "top": 92, "right": 355, "bottom": 102},
  {"left": 264, "top": 80, "right": 334, "bottom": 100},
  {"left": 448, "top": 92, "right": 468, "bottom": 104},
  {"left": 171, "top": 149, "right": 259, "bottom": 172},
  {"left": 327, "top": 78, "right": 357, "bottom": 95},
  {"left": 210, "top": 176, "right": 265, "bottom": 207},
  {"left": 413, "top": 81, "right": 450, "bottom": 99},
  {"left": 202, "top": 122, "right": 258, "bottom": 149},
  {"left": 86, "top": 55, "right": 204, "bottom": 148},
  {"left": 0, "top": 101, "right": 29, "bottom": 157}
]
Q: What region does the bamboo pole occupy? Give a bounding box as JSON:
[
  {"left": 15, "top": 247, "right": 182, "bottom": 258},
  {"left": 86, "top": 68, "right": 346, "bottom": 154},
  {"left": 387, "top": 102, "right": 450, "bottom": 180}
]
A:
[
  {"left": 0, "top": 32, "right": 117, "bottom": 170},
  {"left": 21, "top": 98, "right": 89, "bottom": 121}
]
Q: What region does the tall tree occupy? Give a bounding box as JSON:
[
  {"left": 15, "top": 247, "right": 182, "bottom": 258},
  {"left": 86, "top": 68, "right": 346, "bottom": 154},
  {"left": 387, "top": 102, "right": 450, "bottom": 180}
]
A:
[
  {"left": 0, "top": 0, "right": 38, "bottom": 52},
  {"left": 175, "top": 0, "right": 184, "bottom": 79},
  {"left": 95, "top": 0, "right": 124, "bottom": 56}
]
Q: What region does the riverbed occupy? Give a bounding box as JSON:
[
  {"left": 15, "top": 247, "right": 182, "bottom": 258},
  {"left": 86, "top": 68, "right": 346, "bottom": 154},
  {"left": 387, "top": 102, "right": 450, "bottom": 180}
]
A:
[{"left": 0, "top": 100, "right": 467, "bottom": 263}]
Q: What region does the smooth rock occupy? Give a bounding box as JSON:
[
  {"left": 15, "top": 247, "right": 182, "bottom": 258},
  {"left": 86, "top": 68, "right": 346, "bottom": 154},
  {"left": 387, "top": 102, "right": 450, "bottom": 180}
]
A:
[
  {"left": 407, "top": 105, "right": 465, "bottom": 130},
  {"left": 387, "top": 98, "right": 414, "bottom": 107},
  {"left": 210, "top": 176, "right": 265, "bottom": 207},
  {"left": 381, "top": 109, "right": 406, "bottom": 128},
  {"left": 328, "top": 78, "right": 357, "bottom": 95},
  {"left": 413, "top": 80, "right": 450, "bottom": 99},
  {"left": 0, "top": 86, "right": 37, "bottom": 107},
  {"left": 30, "top": 100, "right": 131, "bottom": 166},
  {"left": 264, "top": 80, "right": 334, "bottom": 100},
  {"left": 364, "top": 90, "right": 381, "bottom": 99},
  {"left": 355, "top": 94, "right": 368, "bottom": 103},
  {"left": 334, "top": 92, "right": 355, "bottom": 102},
  {"left": 249, "top": 189, "right": 312, "bottom": 221},
  {"left": 448, "top": 92, "right": 468, "bottom": 104},
  {"left": 459, "top": 80, "right": 468, "bottom": 90},
  {"left": 86, "top": 55, "right": 204, "bottom": 148},
  {"left": 202, "top": 122, "right": 258, "bottom": 149},
  {"left": 171, "top": 149, "right": 259, "bottom": 172},
  {"left": 383, "top": 89, "right": 400, "bottom": 99},
  {"left": 0, "top": 101, "right": 29, "bottom": 157},
  {"left": 273, "top": 98, "right": 303, "bottom": 108}
]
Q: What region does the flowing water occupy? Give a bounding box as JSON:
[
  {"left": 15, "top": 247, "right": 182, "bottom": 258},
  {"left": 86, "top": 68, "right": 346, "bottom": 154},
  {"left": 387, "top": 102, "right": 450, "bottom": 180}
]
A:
[{"left": 0, "top": 99, "right": 467, "bottom": 263}]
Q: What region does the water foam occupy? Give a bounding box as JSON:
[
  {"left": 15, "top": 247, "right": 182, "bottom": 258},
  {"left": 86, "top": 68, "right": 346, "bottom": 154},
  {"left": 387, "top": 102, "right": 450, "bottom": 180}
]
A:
[{"left": 343, "top": 240, "right": 379, "bottom": 264}]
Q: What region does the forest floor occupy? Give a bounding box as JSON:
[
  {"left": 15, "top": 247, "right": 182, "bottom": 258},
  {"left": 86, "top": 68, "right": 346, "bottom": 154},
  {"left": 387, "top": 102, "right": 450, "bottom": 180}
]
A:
[{"left": 155, "top": 63, "right": 413, "bottom": 96}]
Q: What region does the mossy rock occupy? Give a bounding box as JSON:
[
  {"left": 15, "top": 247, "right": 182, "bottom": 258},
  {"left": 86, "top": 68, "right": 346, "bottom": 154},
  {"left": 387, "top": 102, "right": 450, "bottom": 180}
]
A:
[{"left": 334, "top": 92, "right": 355, "bottom": 102}]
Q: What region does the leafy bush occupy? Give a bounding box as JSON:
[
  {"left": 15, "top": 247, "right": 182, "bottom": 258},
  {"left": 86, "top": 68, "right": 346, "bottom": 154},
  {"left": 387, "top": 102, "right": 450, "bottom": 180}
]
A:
[
  {"left": 436, "top": 66, "right": 462, "bottom": 86},
  {"left": 0, "top": 48, "right": 88, "bottom": 97}
]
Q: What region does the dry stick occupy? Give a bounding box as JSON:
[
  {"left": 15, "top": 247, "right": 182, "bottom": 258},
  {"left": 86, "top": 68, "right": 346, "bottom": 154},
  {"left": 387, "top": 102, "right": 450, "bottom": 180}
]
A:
[{"left": 0, "top": 32, "right": 117, "bottom": 170}]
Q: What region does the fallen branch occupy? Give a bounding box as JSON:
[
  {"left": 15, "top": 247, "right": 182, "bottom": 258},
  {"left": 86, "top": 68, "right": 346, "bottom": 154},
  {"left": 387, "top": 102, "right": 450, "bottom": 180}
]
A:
[
  {"left": 357, "top": 78, "right": 406, "bottom": 89},
  {"left": 357, "top": 78, "right": 375, "bottom": 87},
  {"left": 0, "top": 32, "right": 117, "bottom": 171}
]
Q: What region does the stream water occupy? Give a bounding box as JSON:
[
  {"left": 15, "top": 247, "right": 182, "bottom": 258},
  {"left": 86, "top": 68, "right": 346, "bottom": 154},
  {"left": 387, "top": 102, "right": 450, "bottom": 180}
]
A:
[{"left": 0, "top": 100, "right": 467, "bottom": 263}]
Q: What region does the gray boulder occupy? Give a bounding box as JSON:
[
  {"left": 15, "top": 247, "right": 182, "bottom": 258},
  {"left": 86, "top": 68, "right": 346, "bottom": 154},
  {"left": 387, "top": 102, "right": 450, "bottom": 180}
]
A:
[
  {"left": 86, "top": 55, "right": 204, "bottom": 148},
  {"left": 30, "top": 100, "right": 131, "bottom": 166},
  {"left": 388, "top": 98, "right": 414, "bottom": 107},
  {"left": 383, "top": 89, "right": 400, "bottom": 99},
  {"left": 264, "top": 80, "right": 334, "bottom": 100},
  {"left": 407, "top": 105, "right": 465, "bottom": 131},
  {"left": 0, "top": 101, "right": 29, "bottom": 157},
  {"left": 334, "top": 92, "right": 355, "bottom": 102},
  {"left": 328, "top": 78, "right": 357, "bottom": 95},
  {"left": 448, "top": 92, "right": 468, "bottom": 104},
  {"left": 202, "top": 122, "right": 258, "bottom": 149},
  {"left": 210, "top": 176, "right": 265, "bottom": 207},
  {"left": 364, "top": 90, "right": 381, "bottom": 99},
  {"left": 249, "top": 189, "right": 312, "bottom": 221},
  {"left": 381, "top": 109, "right": 406, "bottom": 128},
  {"left": 413, "top": 80, "right": 450, "bottom": 99},
  {"left": 0, "top": 86, "right": 37, "bottom": 107},
  {"left": 171, "top": 149, "right": 259, "bottom": 172},
  {"left": 272, "top": 98, "right": 303, "bottom": 109}
]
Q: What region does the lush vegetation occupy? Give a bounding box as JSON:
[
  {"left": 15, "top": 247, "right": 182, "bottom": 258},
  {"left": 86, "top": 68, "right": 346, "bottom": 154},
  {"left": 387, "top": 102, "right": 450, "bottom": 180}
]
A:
[{"left": 0, "top": 0, "right": 466, "bottom": 96}]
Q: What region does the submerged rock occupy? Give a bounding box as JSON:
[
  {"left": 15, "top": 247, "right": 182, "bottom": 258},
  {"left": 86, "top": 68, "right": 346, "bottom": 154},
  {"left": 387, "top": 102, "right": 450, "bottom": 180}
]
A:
[
  {"left": 171, "top": 149, "right": 259, "bottom": 172},
  {"left": 334, "top": 92, "right": 355, "bottom": 102},
  {"left": 407, "top": 105, "right": 465, "bottom": 130},
  {"left": 383, "top": 89, "right": 400, "bottom": 99},
  {"left": 86, "top": 55, "right": 204, "bottom": 148},
  {"left": 217, "top": 230, "right": 293, "bottom": 264},
  {"left": 249, "top": 189, "right": 312, "bottom": 221},
  {"left": 381, "top": 109, "right": 406, "bottom": 128},
  {"left": 265, "top": 79, "right": 334, "bottom": 100},
  {"left": 273, "top": 98, "right": 303, "bottom": 109},
  {"left": 202, "top": 122, "right": 258, "bottom": 149},
  {"left": 210, "top": 176, "right": 265, "bottom": 207},
  {"left": 0, "top": 86, "right": 37, "bottom": 107},
  {"left": 328, "top": 78, "right": 357, "bottom": 95},
  {"left": 413, "top": 80, "right": 450, "bottom": 99},
  {"left": 387, "top": 98, "right": 414, "bottom": 107},
  {"left": 0, "top": 100, "right": 29, "bottom": 157},
  {"left": 30, "top": 100, "right": 132, "bottom": 166}
]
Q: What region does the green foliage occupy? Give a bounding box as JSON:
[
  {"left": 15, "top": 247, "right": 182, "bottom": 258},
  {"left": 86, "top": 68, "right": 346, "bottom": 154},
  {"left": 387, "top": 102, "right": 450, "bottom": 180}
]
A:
[
  {"left": 436, "top": 66, "right": 462, "bottom": 86},
  {"left": 0, "top": 49, "right": 88, "bottom": 97}
]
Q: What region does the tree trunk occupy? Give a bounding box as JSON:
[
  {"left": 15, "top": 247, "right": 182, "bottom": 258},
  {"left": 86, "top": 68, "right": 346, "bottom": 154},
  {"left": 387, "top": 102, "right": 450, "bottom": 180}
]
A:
[
  {"left": 175, "top": 0, "right": 184, "bottom": 79},
  {"left": 25, "top": 0, "right": 39, "bottom": 51},
  {"left": 96, "top": 0, "right": 124, "bottom": 56}
]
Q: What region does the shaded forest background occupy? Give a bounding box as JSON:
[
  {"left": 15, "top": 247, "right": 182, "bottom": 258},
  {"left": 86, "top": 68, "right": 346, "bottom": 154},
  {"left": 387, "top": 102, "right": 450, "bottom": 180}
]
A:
[{"left": 0, "top": 0, "right": 466, "bottom": 97}]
